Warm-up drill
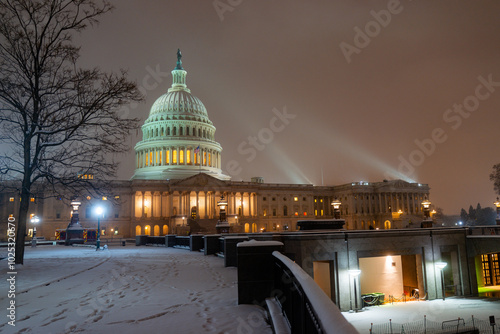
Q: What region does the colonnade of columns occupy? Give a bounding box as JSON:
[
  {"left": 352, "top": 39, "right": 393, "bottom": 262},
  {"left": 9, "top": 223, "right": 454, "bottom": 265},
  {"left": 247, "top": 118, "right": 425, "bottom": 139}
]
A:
[
  {"left": 349, "top": 192, "right": 428, "bottom": 215},
  {"left": 134, "top": 190, "right": 257, "bottom": 219},
  {"left": 136, "top": 147, "right": 221, "bottom": 169}
]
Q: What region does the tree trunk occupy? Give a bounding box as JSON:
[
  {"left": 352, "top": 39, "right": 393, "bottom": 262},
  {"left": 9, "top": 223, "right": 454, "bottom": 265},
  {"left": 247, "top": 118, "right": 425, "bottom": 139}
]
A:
[{"left": 15, "top": 181, "right": 31, "bottom": 265}]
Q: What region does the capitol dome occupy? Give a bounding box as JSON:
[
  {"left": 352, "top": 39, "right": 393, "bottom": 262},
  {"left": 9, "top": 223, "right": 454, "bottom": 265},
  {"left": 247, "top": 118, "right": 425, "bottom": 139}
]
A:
[{"left": 132, "top": 50, "right": 230, "bottom": 181}]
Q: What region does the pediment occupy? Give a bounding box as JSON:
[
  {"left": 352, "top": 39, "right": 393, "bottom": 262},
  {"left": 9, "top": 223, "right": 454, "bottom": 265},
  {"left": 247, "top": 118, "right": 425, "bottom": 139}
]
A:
[
  {"left": 377, "top": 179, "right": 413, "bottom": 190},
  {"left": 171, "top": 173, "right": 228, "bottom": 189}
]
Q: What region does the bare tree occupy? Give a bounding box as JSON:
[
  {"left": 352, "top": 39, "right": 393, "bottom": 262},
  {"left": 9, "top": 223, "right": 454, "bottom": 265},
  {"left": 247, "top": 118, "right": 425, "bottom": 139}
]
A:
[
  {"left": 490, "top": 164, "right": 500, "bottom": 196},
  {"left": 0, "top": 0, "right": 142, "bottom": 264}
]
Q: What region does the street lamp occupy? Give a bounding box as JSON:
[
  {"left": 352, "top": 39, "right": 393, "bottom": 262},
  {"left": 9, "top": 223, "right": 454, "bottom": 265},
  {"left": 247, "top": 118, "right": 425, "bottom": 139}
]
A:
[
  {"left": 348, "top": 269, "right": 362, "bottom": 312},
  {"left": 494, "top": 197, "right": 500, "bottom": 225},
  {"left": 331, "top": 198, "right": 342, "bottom": 219},
  {"left": 31, "top": 215, "right": 40, "bottom": 247},
  {"left": 95, "top": 206, "right": 104, "bottom": 250},
  {"left": 422, "top": 197, "right": 432, "bottom": 220},
  {"left": 435, "top": 261, "right": 447, "bottom": 300},
  {"left": 216, "top": 195, "right": 230, "bottom": 233},
  {"left": 218, "top": 195, "right": 227, "bottom": 222}
]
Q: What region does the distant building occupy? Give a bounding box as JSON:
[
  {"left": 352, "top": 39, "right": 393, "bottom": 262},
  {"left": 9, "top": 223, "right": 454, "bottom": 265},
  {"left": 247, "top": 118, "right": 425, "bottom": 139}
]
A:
[{"left": 0, "top": 53, "right": 431, "bottom": 240}]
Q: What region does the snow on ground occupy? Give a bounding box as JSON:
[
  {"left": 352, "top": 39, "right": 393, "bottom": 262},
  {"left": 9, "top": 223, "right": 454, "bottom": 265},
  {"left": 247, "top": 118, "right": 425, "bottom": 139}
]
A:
[
  {"left": 0, "top": 245, "right": 272, "bottom": 334},
  {"left": 343, "top": 297, "right": 500, "bottom": 333},
  {"left": 2, "top": 245, "right": 500, "bottom": 334}
]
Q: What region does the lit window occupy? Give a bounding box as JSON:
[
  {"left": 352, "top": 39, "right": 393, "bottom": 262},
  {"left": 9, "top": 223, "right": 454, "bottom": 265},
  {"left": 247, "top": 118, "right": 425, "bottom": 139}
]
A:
[
  {"left": 315, "top": 209, "right": 318, "bottom": 216},
  {"left": 102, "top": 196, "right": 107, "bottom": 201},
  {"left": 314, "top": 199, "right": 317, "bottom": 203},
  {"left": 263, "top": 209, "right": 267, "bottom": 216},
  {"left": 180, "top": 150, "right": 184, "bottom": 164},
  {"left": 173, "top": 150, "right": 178, "bottom": 164},
  {"left": 30, "top": 197, "right": 35, "bottom": 202},
  {"left": 87, "top": 196, "right": 91, "bottom": 200},
  {"left": 294, "top": 197, "right": 298, "bottom": 202},
  {"left": 320, "top": 199, "right": 323, "bottom": 203},
  {"left": 303, "top": 212, "right": 307, "bottom": 216},
  {"left": 114, "top": 195, "right": 120, "bottom": 199},
  {"left": 9, "top": 197, "right": 14, "bottom": 202},
  {"left": 295, "top": 212, "right": 298, "bottom": 216},
  {"left": 187, "top": 150, "right": 191, "bottom": 164}
]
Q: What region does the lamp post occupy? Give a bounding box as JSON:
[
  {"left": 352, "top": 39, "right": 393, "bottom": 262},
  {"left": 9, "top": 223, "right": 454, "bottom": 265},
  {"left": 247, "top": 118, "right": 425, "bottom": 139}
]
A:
[
  {"left": 331, "top": 198, "right": 342, "bottom": 219},
  {"left": 348, "top": 269, "right": 362, "bottom": 312},
  {"left": 95, "top": 206, "right": 104, "bottom": 250},
  {"left": 435, "top": 261, "right": 447, "bottom": 300},
  {"left": 421, "top": 197, "right": 433, "bottom": 228},
  {"left": 494, "top": 197, "right": 500, "bottom": 226},
  {"left": 216, "top": 195, "right": 230, "bottom": 233},
  {"left": 422, "top": 197, "right": 431, "bottom": 220},
  {"left": 66, "top": 198, "right": 84, "bottom": 245},
  {"left": 31, "top": 215, "right": 40, "bottom": 247}
]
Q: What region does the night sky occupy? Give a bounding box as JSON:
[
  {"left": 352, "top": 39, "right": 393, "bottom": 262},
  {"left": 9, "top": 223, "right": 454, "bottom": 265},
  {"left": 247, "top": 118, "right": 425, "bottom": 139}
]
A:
[{"left": 76, "top": 0, "right": 500, "bottom": 215}]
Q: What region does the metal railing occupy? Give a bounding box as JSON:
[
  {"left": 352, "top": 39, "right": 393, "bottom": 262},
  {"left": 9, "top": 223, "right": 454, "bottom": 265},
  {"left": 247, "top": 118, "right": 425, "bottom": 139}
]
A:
[{"left": 370, "top": 315, "right": 498, "bottom": 334}]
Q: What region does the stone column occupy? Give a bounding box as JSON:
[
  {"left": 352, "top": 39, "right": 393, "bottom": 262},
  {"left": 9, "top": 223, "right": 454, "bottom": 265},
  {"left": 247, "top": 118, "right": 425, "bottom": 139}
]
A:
[
  {"left": 240, "top": 192, "right": 244, "bottom": 217},
  {"left": 204, "top": 191, "right": 208, "bottom": 219},
  {"left": 196, "top": 192, "right": 200, "bottom": 218},
  {"left": 141, "top": 191, "right": 145, "bottom": 218}
]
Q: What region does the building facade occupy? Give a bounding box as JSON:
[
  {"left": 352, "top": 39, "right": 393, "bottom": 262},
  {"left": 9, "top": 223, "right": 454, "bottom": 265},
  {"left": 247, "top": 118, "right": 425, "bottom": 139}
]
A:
[{"left": 0, "top": 53, "right": 431, "bottom": 241}]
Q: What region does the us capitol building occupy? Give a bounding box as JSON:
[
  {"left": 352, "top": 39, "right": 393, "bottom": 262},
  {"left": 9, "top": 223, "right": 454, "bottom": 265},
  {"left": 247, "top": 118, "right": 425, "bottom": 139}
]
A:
[{"left": 1, "top": 52, "right": 431, "bottom": 240}]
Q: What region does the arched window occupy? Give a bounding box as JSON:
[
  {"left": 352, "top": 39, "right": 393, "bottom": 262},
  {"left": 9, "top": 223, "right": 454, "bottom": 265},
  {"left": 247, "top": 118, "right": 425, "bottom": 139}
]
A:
[
  {"left": 198, "top": 128, "right": 201, "bottom": 137},
  {"left": 155, "top": 128, "right": 158, "bottom": 137},
  {"left": 173, "top": 127, "right": 177, "bottom": 136},
  {"left": 180, "top": 127, "right": 183, "bottom": 136},
  {"left": 154, "top": 225, "right": 160, "bottom": 236},
  {"left": 384, "top": 220, "right": 391, "bottom": 229},
  {"left": 167, "top": 127, "right": 171, "bottom": 135},
  {"left": 180, "top": 149, "right": 184, "bottom": 164},
  {"left": 163, "top": 225, "right": 169, "bottom": 235},
  {"left": 145, "top": 225, "right": 151, "bottom": 236},
  {"left": 173, "top": 150, "right": 178, "bottom": 164},
  {"left": 135, "top": 225, "right": 141, "bottom": 236},
  {"left": 186, "top": 127, "right": 190, "bottom": 136}
]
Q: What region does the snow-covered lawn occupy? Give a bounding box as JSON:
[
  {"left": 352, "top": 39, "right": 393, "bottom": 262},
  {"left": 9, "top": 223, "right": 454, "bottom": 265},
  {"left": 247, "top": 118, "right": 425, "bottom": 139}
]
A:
[{"left": 0, "top": 245, "right": 272, "bottom": 334}]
